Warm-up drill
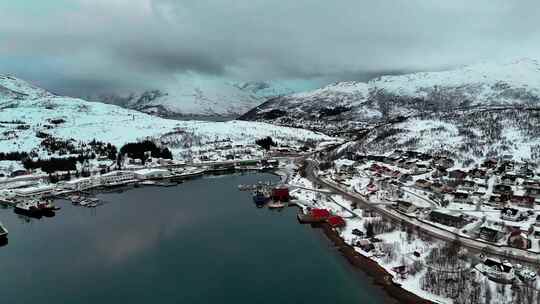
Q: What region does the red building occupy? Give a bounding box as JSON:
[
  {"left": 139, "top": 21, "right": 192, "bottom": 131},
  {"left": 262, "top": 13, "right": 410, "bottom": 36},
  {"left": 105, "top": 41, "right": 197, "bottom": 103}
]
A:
[
  {"left": 272, "top": 185, "right": 290, "bottom": 202},
  {"left": 311, "top": 209, "right": 331, "bottom": 220},
  {"left": 298, "top": 208, "right": 331, "bottom": 223},
  {"left": 327, "top": 216, "right": 346, "bottom": 228}
]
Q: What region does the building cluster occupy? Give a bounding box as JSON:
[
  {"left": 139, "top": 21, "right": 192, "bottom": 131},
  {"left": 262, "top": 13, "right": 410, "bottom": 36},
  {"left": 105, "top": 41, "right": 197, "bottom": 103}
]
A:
[{"left": 323, "top": 150, "right": 540, "bottom": 253}]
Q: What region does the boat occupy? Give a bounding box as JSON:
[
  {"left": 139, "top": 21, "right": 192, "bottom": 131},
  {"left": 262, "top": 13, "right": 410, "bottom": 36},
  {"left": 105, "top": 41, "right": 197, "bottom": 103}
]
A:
[
  {"left": 267, "top": 200, "right": 286, "bottom": 209},
  {"left": 38, "top": 200, "right": 56, "bottom": 211},
  {"left": 70, "top": 195, "right": 83, "bottom": 204},
  {"left": 0, "top": 221, "right": 8, "bottom": 239},
  {"left": 140, "top": 181, "right": 157, "bottom": 186},
  {"left": 38, "top": 200, "right": 57, "bottom": 217},
  {"left": 252, "top": 191, "right": 270, "bottom": 207},
  {"left": 87, "top": 198, "right": 100, "bottom": 208},
  {"left": 79, "top": 199, "right": 92, "bottom": 207},
  {"left": 154, "top": 181, "right": 177, "bottom": 187},
  {"left": 14, "top": 201, "right": 44, "bottom": 217}
]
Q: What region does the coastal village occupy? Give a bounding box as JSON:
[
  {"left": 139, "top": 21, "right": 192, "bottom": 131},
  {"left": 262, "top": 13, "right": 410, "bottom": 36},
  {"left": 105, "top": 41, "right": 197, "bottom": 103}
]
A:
[
  {"left": 0, "top": 139, "right": 295, "bottom": 220},
  {"left": 3, "top": 133, "right": 540, "bottom": 303},
  {"left": 274, "top": 149, "right": 540, "bottom": 304}
]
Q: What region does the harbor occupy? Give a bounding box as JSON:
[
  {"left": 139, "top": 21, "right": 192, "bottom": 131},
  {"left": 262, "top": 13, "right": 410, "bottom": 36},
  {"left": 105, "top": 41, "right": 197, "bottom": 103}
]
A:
[{"left": 0, "top": 159, "right": 281, "bottom": 233}]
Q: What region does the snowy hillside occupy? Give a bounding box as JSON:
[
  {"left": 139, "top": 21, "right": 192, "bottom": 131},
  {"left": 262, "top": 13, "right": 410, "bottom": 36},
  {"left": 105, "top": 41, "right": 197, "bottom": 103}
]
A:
[
  {"left": 0, "top": 75, "right": 330, "bottom": 158},
  {"left": 241, "top": 59, "right": 540, "bottom": 163},
  {"left": 241, "top": 58, "right": 540, "bottom": 123},
  {"left": 92, "top": 74, "right": 323, "bottom": 118},
  {"left": 0, "top": 74, "right": 53, "bottom": 99}
]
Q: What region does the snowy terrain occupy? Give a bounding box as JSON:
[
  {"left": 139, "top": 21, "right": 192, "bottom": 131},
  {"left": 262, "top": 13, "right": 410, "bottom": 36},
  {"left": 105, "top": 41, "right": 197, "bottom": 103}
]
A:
[
  {"left": 0, "top": 75, "right": 330, "bottom": 158},
  {"left": 91, "top": 73, "right": 324, "bottom": 118},
  {"left": 241, "top": 58, "right": 540, "bottom": 163},
  {"left": 242, "top": 58, "right": 540, "bottom": 122}
]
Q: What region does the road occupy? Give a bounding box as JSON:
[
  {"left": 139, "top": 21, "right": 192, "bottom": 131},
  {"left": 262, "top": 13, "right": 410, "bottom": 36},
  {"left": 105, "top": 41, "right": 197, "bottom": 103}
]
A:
[{"left": 303, "top": 159, "right": 540, "bottom": 265}]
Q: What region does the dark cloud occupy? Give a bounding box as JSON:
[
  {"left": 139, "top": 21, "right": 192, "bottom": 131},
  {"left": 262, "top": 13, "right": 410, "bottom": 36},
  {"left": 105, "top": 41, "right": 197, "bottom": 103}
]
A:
[{"left": 1, "top": 0, "right": 539, "bottom": 95}]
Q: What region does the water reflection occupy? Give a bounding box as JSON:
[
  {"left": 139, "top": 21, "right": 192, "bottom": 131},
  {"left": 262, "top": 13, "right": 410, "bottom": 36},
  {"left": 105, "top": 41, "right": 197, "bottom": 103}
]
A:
[{"left": 0, "top": 174, "right": 390, "bottom": 304}]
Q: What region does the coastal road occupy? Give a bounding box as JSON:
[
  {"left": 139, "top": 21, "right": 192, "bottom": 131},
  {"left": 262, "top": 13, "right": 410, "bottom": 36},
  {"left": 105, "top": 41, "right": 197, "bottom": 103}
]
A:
[{"left": 303, "top": 159, "right": 540, "bottom": 265}]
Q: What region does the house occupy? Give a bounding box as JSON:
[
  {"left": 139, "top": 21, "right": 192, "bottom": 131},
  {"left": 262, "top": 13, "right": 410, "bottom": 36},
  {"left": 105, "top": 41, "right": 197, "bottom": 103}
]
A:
[
  {"left": 472, "top": 187, "right": 487, "bottom": 198},
  {"left": 396, "top": 200, "right": 417, "bottom": 213},
  {"left": 449, "top": 169, "right": 467, "bottom": 180},
  {"left": 486, "top": 195, "right": 508, "bottom": 207},
  {"left": 14, "top": 185, "right": 55, "bottom": 198},
  {"left": 479, "top": 258, "right": 515, "bottom": 283},
  {"left": 500, "top": 208, "right": 528, "bottom": 222},
  {"left": 100, "top": 171, "right": 135, "bottom": 185},
  {"left": 404, "top": 160, "right": 419, "bottom": 170},
  {"left": 535, "top": 215, "right": 540, "bottom": 227},
  {"left": 432, "top": 168, "right": 447, "bottom": 178},
  {"left": 272, "top": 185, "right": 290, "bottom": 202},
  {"left": 391, "top": 265, "right": 408, "bottom": 279},
  {"left": 510, "top": 195, "right": 535, "bottom": 209},
  {"left": 298, "top": 208, "right": 331, "bottom": 223},
  {"left": 134, "top": 169, "right": 170, "bottom": 180},
  {"left": 414, "top": 162, "right": 431, "bottom": 174},
  {"left": 430, "top": 182, "right": 445, "bottom": 194},
  {"left": 519, "top": 166, "right": 534, "bottom": 178},
  {"left": 356, "top": 239, "right": 375, "bottom": 252},
  {"left": 493, "top": 184, "right": 513, "bottom": 195},
  {"left": 10, "top": 170, "right": 28, "bottom": 177},
  {"left": 429, "top": 210, "right": 466, "bottom": 228},
  {"left": 327, "top": 216, "right": 346, "bottom": 228},
  {"left": 482, "top": 159, "right": 498, "bottom": 169},
  {"left": 453, "top": 190, "right": 472, "bottom": 204},
  {"left": 507, "top": 230, "right": 531, "bottom": 249},
  {"left": 458, "top": 180, "right": 477, "bottom": 192},
  {"left": 370, "top": 163, "right": 382, "bottom": 172},
  {"left": 261, "top": 159, "right": 279, "bottom": 169},
  {"left": 432, "top": 157, "right": 455, "bottom": 169},
  {"left": 501, "top": 174, "right": 519, "bottom": 186},
  {"left": 469, "top": 168, "right": 487, "bottom": 179},
  {"left": 525, "top": 186, "right": 540, "bottom": 199},
  {"left": 399, "top": 174, "right": 413, "bottom": 183},
  {"left": 415, "top": 179, "right": 431, "bottom": 189},
  {"left": 418, "top": 153, "right": 432, "bottom": 161},
  {"left": 64, "top": 177, "right": 99, "bottom": 191},
  {"left": 478, "top": 222, "right": 506, "bottom": 242},
  {"left": 523, "top": 180, "right": 540, "bottom": 188},
  {"left": 499, "top": 161, "right": 516, "bottom": 173}
]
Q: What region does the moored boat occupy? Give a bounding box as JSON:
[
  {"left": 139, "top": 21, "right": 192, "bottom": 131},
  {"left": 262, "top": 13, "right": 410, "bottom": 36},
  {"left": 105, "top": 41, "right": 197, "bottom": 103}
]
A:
[
  {"left": 14, "top": 201, "right": 43, "bottom": 217},
  {"left": 252, "top": 191, "right": 270, "bottom": 207},
  {"left": 0, "top": 221, "right": 8, "bottom": 239},
  {"left": 267, "top": 200, "right": 286, "bottom": 209}
]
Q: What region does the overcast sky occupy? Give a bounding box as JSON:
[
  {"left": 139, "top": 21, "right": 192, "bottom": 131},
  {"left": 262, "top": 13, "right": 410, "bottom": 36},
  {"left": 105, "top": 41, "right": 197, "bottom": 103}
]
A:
[{"left": 1, "top": 0, "right": 539, "bottom": 96}]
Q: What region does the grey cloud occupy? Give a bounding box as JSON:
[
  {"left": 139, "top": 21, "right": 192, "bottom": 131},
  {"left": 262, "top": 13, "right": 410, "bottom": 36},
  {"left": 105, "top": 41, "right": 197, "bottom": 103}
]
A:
[{"left": 1, "top": 0, "right": 539, "bottom": 95}]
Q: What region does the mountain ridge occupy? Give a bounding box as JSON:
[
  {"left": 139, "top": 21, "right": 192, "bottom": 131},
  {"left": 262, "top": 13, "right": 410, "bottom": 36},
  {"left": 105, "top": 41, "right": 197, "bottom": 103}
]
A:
[{"left": 240, "top": 58, "right": 540, "bottom": 164}]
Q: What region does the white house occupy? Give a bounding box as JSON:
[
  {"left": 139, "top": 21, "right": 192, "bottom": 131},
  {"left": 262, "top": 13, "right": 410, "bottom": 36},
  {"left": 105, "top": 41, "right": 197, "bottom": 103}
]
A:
[
  {"left": 134, "top": 169, "right": 170, "bottom": 180},
  {"left": 64, "top": 177, "right": 100, "bottom": 191},
  {"left": 100, "top": 171, "right": 135, "bottom": 186},
  {"left": 478, "top": 258, "right": 515, "bottom": 283},
  {"left": 13, "top": 184, "right": 55, "bottom": 198}
]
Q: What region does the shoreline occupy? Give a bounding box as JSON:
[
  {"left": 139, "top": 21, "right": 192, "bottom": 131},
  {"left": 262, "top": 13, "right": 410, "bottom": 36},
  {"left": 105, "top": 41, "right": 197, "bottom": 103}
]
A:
[{"left": 317, "top": 222, "right": 434, "bottom": 304}]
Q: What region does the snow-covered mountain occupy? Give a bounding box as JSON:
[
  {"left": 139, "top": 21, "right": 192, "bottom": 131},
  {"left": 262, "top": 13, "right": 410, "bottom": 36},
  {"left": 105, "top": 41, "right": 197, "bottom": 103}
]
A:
[
  {"left": 241, "top": 58, "right": 540, "bottom": 122},
  {"left": 92, "top": 74, "right": 323, "bottom": 119},
  {"left": 241, "top": 59, "right": 540, "bottom": 163},
  {"left": 0, "top": 75, "right": 330, "bottom": 157}
]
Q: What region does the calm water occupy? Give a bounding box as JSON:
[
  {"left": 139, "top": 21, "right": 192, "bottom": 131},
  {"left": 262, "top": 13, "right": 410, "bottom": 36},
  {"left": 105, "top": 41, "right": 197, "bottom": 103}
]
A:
[{"left": 0, "top": 173, "right": 391, "bottom": 304}]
